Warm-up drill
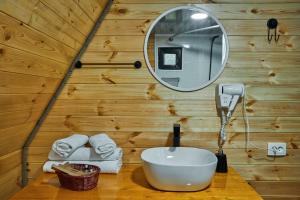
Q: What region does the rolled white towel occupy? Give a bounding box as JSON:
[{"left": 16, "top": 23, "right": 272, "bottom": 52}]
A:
[
  {"left": 90, "top": 148, "right": 123, "bottom": 161},
  {"left": 43, "top": 160, "right": 122, "bottom": 174},
  {"left": 48, "top": 147, "right": 123, "bottom": 161},
  {"left": 89, "top": 133, "right": 117, "bottom": 158},
  {"left": 52, "top": 134, "right": 89, "bottom": 158}
]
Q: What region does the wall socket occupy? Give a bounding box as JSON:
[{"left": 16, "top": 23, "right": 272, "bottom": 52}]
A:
[{"left": 267, "top": 142, "right": 286, "bottom": 156}]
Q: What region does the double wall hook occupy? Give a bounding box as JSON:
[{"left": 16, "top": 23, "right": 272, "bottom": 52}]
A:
[{"left": 267, "top": 18, "right": 280, "bottom": 43}]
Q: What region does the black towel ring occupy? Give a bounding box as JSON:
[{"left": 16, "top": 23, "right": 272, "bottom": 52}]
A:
[{"left": 267, "top": 18, "right": 280, "bottom": 43}]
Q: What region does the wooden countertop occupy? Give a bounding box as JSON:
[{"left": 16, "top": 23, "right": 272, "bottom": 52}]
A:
[{"left": 12, "top": 165, "right": 262, "bottom": 200}]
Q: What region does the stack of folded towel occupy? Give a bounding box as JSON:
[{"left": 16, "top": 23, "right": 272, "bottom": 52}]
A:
[{"left": 43, "top": 133, "right": 122, "bottom": 173}]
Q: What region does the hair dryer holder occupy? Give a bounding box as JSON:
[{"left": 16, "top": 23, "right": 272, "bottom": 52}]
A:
[{"left": 215, "top": 83, "right": 245, "bottom": 173}]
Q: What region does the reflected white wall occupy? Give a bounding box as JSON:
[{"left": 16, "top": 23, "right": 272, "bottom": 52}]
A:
[{"left": 154, "top": 34, "right": 222, "bottom": 89}]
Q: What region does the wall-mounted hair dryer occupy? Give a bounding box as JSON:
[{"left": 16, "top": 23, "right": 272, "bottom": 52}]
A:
[
  {"left": 216, "top": 83, "right": 244, "bottom": 117},
  {"left": 215, "top": 83, "right": 245, "bottom": 173}
]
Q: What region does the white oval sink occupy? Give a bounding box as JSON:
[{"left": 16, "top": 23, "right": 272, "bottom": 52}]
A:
[{"left": 141, "top": 147, "right": 217, "bottom": 191}]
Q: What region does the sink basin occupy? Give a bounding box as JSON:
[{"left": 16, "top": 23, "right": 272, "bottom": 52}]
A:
[{"left": 141, "top": 147, "right": 217, "bottom": 191}]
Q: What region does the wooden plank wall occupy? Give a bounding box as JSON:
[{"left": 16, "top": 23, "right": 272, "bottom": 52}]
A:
[
  {"left": 0, "top": 0, "right": 109, "bottom": 199},
  {"left": 28, "top": 0, "right": 300, "bottom": 199}
]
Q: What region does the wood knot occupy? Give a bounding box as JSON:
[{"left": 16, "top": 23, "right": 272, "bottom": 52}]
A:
[
  {"left": 251, "top": 8, "right": 258, "bottom": 14},
  {"left": 104, "top": 40, "right": 111, "bottom": 45},
  {"left": 272, "top": 167, "right": 279, "bottom": 172},
  {"left": 268, "top": 72, "right": 276, "bottom": 77},
  {"left": 290, "top": 142, "right": 298, "bottom": 149},
  {"left": 148, "top": 83, "right": 156, "bottom": 91},
  {"left": 31, "top": 99, "right": 36, "bottom": 103},
  {"left": 101, "top": 74, "right": 116, "bottom": 84},
  {"left": 129, "top": 140, "right": 135, "bottom": 144},
  {"left": 65, "top": 115, "right": 72, "bottom": 119},
  {"left": 246, "top": 100, "right": 256, "bottom": 107},
  {"left": 271, "top": 123, "right": 280, "bottom": 129},
  {"left": 97, "top": 106, "right": 103, "bottom": 116},
  {"left": 64, "top": 115, "right": 76, "bottom": 130},
  {"left": 4, "top": 32, "right": 11, "bottom": 41},
  {"left": 0, "top": 48, "right": 4, "bottom": 56},
  {"left": 118, "top": 8, "right": 127, "bottom": 14},
  {"left": 278, "top": 29, "right": 285, "bottom": 34},
  {"left": 286, "top": 43, "right": 293, "bottom": 48},
  {"left": 108, "top": 51, "right": 118, "bottom": 62},
  {"left": 131, "top": 131, "right": 142, "bottom": 138},
  {"left": 230, "top": 117, "right": 237, "bottom": 122},
  {"left": 246, "top": 108, "right": 254, "bottom": 113},
  {"left": 254, "top": 175, "right": 261, "bottom": 181},
  {"left": 147, "top": 84, "right": 161, "bottom": 100},
  {"left": 168, "top": 103, "right": 177, "bottom": 116},
  {"left": 228, "top": 133, "right": 240, "bottom": 144},
  {"left": 248, "top": 42, "right": 255, "bottom": 47},
  {"left": 178, "top": 117, "right": 188, "bottom": 124},
  {"left": 67, "top": 86, "right": 77, "bottom": 96},
  {"left": 115, "top": 125, "right": 120, "bottom": 130},
  {"left": 131, "top": 149, "right": 136, "bottom": 153}
]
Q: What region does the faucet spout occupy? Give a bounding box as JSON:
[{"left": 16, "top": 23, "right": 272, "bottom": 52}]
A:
[{"left": 173, "top": 124, "right": 180, "bottom": 147}]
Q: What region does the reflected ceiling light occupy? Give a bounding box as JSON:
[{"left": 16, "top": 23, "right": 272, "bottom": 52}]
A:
[
  {"left": 191, "top": 13, "right": 208, "bottom": 20},
  {"left": 183, "top": 44, "right": 190, "bottom": 48}
]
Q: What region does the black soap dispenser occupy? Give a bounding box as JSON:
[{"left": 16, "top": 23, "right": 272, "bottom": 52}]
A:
[{"left": 215, "top": 149, "right": 228, "bottom": 173}]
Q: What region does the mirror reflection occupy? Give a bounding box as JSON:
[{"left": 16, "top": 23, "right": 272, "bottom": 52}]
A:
[{"left": 144, "top": 6, "right": 229, "bottom": 91}]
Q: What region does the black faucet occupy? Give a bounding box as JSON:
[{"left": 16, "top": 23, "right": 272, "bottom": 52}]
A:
[{"left": 173, "top": 124, "right": 180, "bottom": 147}]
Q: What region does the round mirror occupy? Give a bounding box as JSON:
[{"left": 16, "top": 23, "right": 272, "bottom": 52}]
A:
[{"left": 144, "top": 6, "right": 229, "bottom": 92}]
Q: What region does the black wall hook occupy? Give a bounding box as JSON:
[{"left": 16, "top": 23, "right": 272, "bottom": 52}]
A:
[{"left": 267, "top": 18, "right": 280, "bottom": 43}]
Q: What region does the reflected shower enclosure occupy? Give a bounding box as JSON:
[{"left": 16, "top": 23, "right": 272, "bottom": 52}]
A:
[{"left": 144, "top": 6, "right": 229, "bottom": 91}]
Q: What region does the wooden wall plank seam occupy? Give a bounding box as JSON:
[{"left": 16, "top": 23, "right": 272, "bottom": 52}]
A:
[
  {"left": 0, "top": 1, "right": 83, "bottom": 49},
  {"left": 0, "top": 12, "right": 76, "bottom": 64},
  {"left": 106, "top": 3, "right": 300, "bottom": 20},
  {"left": 74, "top": 0, "right": 105, "bottom": 22},
  {"left": 39, "top": 0, "right": 94, "bottom": 36},
  {"left": 95, "top": 20, "right": 300, "bottom": 36}
]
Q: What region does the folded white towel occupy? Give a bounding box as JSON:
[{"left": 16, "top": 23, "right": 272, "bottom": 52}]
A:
[
  {"left": 52, "top": 134, "right": 89, "bottom": 158},
  {"left": 48, "top": 147, "right": 90, "bottom": 161},
  {"left": 43, "top": 160, "right": 122, "bottom": 174},
  {"left": 89, "top": 133, "right": 117, "bottom": 158},
  {"left": 48, "top": 147, "right": 123, "bottom": 161},
  {"left": 90, "top": 148, "right": 123, "bottom": 161}
]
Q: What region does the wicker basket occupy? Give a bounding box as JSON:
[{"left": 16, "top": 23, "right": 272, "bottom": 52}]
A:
[{"left": 55, "top": 164, "right": 100, "bottom": 191}]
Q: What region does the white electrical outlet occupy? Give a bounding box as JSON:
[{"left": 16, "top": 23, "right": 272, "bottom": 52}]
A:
[{"left": 267, "top": 142, "right": 286, "bottom": 156}]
